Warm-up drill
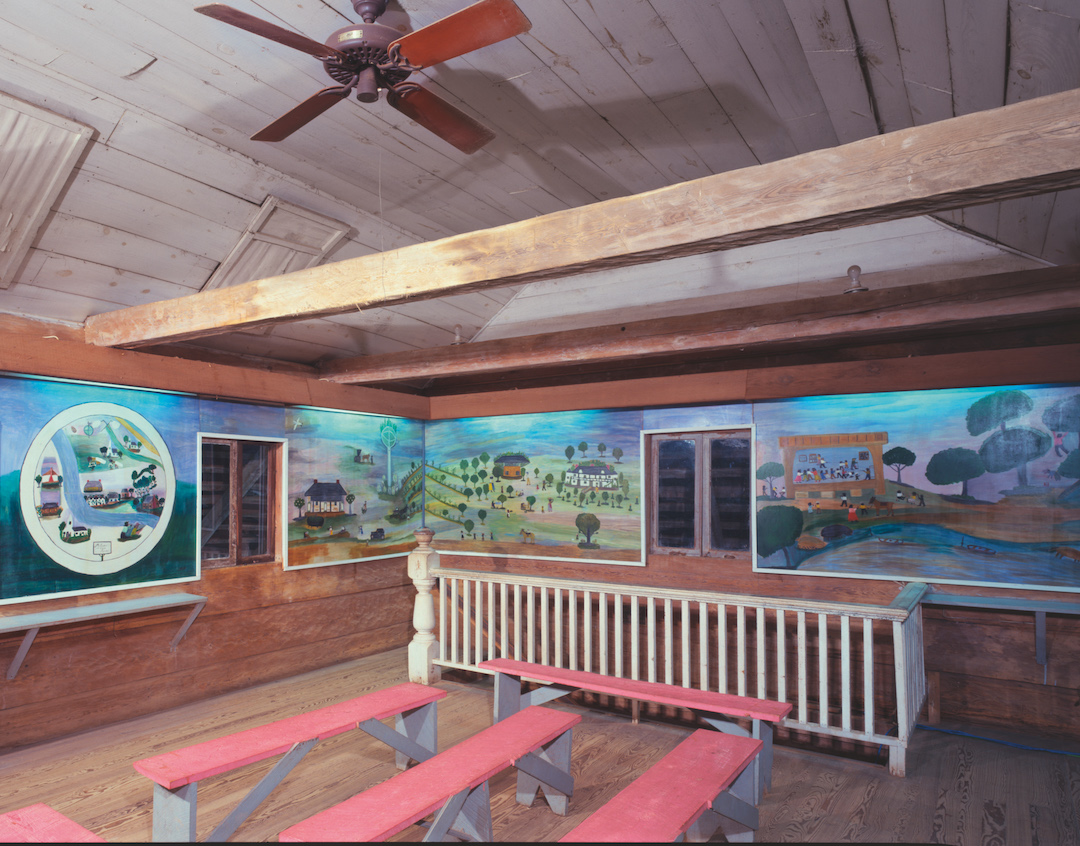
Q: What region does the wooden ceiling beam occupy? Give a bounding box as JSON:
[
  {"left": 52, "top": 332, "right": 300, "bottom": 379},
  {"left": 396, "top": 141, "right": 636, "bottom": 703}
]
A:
[
  {"left": 315, "top": 264, "right": 1080, "bottom": 384},
  {"left": 84, "top": 88, "right": 1080, "bottom": 349}
]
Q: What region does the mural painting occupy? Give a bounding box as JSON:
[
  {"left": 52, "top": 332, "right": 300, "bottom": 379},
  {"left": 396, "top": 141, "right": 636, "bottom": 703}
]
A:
[
  {"left": 753, "top": 384, "right": 1080, "bottom": 592},
  {"left": 1, "top": 378, "right": 197, "bottom": 604},
  {"left": 284, "top": 408, "right": 423, "bottom": 569},
  {"left": 425, "top": 409, "right": 644, "bottom": 564}
]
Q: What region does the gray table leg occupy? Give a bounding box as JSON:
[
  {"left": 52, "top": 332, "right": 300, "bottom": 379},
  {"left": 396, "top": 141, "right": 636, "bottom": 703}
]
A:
[{"left": 152, "top": 781, "right": 198, "bottom": 842}]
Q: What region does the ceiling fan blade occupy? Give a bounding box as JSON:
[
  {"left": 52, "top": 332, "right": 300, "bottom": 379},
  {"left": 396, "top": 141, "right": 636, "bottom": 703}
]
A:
[
  {"left": 387, "top": 86, "right": 496, "bottom": 154},
  {"left": 195, "top": 4, "right": 344, "bottom": 61},
  {"left": 390, "top": 0, "right": 531, "bottom": 69},
  {"left": 251, "top": 88, "right": 349, "bottom": 142}
]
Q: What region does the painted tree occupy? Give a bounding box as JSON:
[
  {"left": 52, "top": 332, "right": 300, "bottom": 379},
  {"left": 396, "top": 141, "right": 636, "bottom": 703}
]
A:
[
  {"left": 1043, "top": 393, "right": 1080, "bottom": 453},
  {"left": 578, "top": 441, "right": 589, "bottom": 457},
  {"left": 293, "top": 497, "right": 306, "bottom": 519},
  {"left": 980, "top": 427, "right": 1051, "bottom": 487},
  {"left": 576, "top": 512, "right": 601, "bottom": 545},
  {"left": 883, "top": 447, "right": 916, "bottom": 483},
  {"left": 457, "top": 502, "right": 467, "bottom": 517},
  {"left": 464, "top": 487, "right": 474, "bottom": 501},
  {"left": 477, "top": 509, "right": 488, "bottom": 525},
  {"left": 480, "top": 451, "right": 491, "bottom": 467},
  {"left": 756, "top": 461, "right": 785, "bottom": 497},
  {"left": 612, "top": 446, "right": 624, "bottom": 463},
  {"left": 346, "top": 492, "right": 355, "bottom": 514},
  {"left": 967, "top": 389, "right": 1048, "bottom": 488},
  {"left": 756, "top": 505, "right": 804, "bottom": 568},
  {"left": 565, "top": 445, "right": 575, "bottom": 461},
  {"left": 967, "top": 389, "right": 1034, "bottom": 436},
  {"left": 527, "top": 495, "right": 536, "bottom": 509},
  {"left": 597, "top": 442, "right": 607, "bottom": 457},
  {"left": 925, "top": 448, "right": 984, "bottom": 498},
  {"left": 464, "top": 520, "right": 475, "bottom": 534}
]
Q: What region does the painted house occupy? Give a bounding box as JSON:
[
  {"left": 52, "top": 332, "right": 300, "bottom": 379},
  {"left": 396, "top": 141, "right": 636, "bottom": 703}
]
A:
[
  {"left": 1, "top": 5, "right": 1079, "bottom": 842},
  {"left": 305, "top": 479, "right": 349, "bottom": 514}
]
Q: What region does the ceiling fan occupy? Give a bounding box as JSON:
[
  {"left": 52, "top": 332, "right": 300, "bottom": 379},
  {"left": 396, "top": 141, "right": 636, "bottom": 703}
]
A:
[{"left": 195, "top": 0, "right": 531, "bottom": 153}]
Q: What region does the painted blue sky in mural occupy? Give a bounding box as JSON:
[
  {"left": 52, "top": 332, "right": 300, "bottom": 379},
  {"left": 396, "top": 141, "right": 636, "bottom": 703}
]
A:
[
  {"left": 0, "top": 377, "right": 198, "bottom": 480},
  {"left": 754, "top": 383, "right": 1077, "bottom": 502},
  {"left": 428, "top": 409, "right": 642, "bottom": 461}
]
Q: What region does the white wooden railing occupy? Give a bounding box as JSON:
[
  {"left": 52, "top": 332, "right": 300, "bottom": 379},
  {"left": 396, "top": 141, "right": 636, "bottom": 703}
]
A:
[{"left": 429, "top": 567, "right": 927, "bottom": 775}]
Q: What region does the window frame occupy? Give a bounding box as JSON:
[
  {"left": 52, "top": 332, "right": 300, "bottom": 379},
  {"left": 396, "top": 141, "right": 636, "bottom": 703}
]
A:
[
  {"left": 197, "top": 433, "right": 287, "bottom": 570},
  {"left": 644, "top": 425, "right": 757, "bottom": 560}
]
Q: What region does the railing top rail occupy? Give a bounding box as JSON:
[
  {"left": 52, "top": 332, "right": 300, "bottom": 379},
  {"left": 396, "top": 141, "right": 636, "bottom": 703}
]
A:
[{"left": 432, "top": 566, "right": 918, "bottom": 622}]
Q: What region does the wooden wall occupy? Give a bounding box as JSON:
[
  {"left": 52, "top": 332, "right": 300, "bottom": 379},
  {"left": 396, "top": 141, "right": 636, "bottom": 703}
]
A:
[
  {"left": 431, "top": 343, "right": 1080, "bottom": 745},
  {"left": 0, "top": 318, "right": 424, "bottom": 753},
  {"left": 1, "top": 317, "right": 1077, "bottom": 750}
]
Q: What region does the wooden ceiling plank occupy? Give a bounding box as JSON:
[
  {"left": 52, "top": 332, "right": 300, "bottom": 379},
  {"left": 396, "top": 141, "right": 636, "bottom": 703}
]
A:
[
  {"left": 846, "top": 0, "right": 912, "bottom": 134},
  {"left": 83, "top": 86, "right": 1080, "bottom": 349},
  {"left": 783, "top": 0, "right": 879, "bottom": 144},
  {"left": 315, "top": 264, "right": 1080, "bottom": 384}
]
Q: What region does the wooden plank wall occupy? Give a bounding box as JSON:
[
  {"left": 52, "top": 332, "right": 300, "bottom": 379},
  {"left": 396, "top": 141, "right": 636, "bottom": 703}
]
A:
[
  {"left": 1, "top": 322, "right": 1077, "bottom": 750},
  {"left": 0, "top": 318, "right": 424, "bottom": 753}
]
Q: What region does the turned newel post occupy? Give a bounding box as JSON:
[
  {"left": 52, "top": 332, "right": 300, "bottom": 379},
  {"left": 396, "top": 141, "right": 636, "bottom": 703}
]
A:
[{"left": 407, "top": 528, "right": 441, "bottom": 685}]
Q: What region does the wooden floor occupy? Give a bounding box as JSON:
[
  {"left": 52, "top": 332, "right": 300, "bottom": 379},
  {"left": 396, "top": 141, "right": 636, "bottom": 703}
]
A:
[{"left": 1, "top": 646, "right": 1078, "bottom": 844}]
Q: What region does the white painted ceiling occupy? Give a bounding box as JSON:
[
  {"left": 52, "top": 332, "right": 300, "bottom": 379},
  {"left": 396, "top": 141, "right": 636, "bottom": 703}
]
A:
[{"left": 0, "top": 0, "right": 1076, "bottom": 376}]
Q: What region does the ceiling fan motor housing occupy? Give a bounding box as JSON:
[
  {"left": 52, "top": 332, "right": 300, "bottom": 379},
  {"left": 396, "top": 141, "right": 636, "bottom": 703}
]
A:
[{"left": 323, "top": 22, "right": 411, "bottom": 100}]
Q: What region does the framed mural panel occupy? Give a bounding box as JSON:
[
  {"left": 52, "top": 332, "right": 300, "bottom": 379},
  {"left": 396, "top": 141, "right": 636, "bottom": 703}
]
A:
[
  {"left": 752, "top": 383, "right": 1080, "bottom": 593},
  {"left": 284, "top": 407, "right": 424, "bottom": 569},
  {"left": 1, "top": 375, "right": 198, "bottom": 605},
  {"left": 426, "top": 409, "right": 645, "bottom": 565}
]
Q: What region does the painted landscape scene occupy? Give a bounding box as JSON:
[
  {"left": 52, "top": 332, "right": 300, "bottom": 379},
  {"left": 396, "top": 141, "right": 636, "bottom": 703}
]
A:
[
  {"left": 285, "top": 409, "right": 423, "bottom": 568},
  {"left": 425, "top": 410, "right": 644, "bottom": 564},
  {"left": 754, "top": 385, "right": 1080, "bottom": 591}
]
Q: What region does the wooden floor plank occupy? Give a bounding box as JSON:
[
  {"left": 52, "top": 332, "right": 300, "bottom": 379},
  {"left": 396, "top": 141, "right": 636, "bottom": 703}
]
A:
[{"left": 0, "top": 646, "right": 1078, "bottom": 843}]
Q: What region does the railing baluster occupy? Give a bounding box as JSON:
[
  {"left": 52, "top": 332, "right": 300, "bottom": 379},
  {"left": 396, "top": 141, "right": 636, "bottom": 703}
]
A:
[
  {"left": 797, "top": 610, "right": 808, "bottom": 724},
  {"left": 474, "top": 580, "right": 483, "bottom": 665},
  {"left": 631, "top": 596, "right": 641, "bottom": 680},
  {"left": 513, "top": 584, "right": 522, "bottom": 660},
  {"left": 717, "top": 603, "right": 728, "bottom": 694},
  {"left": 841, "top": 615, "right": 852, "bottom": 732},
  {"left": 500, "top": 582, "right": 508, "bottom": 659},
  {"left": 527, "top": 585, "right": 535, "bottom": 664},
  {"left": 542, "top": 587, "right": 551, "bottom": 666},
  {"left": 554, "top": 587, "right": 563, "bottom": 668},
  {"left": 776, "top": 609, "right": 787, "bottom": 707},
  {"left": 438, "top": 576, "right": 448, "bottom": 662},
  {"left": 578, "top": 590, "right": 587, "bottom": 672},
  {"left": 818, "top": 613, "right": 829, "bottom": 727},
  {"left": 658, "top": 597, "right": 669, "bottom": 685},
  {"left": 698, "top": 601, "right": 708, "bottom": 691},
  {"left": 680, "top": 600, "right": 691, "bottom": 688},
  {"left": 756, "top": 605, "right": 767, "bottom": 699},
  {"left": 461, "top": 579, "right": 471, "bottom": 666},
  {"left": 614, "top": 593, "right": 623, "bottom": 678},
  {"left": 863, "top": 617, "right": 874, "bottom": 737},
  {"left": 450, "top": 578, "right": 459, "bottom": 664},
  {"left": 737, "top": 605, "right": 747, "bottom": 697},
  {"left": 487, "top": 581, "right": 496, "bottom": 660},
  {"left": 598, "top": 592, "right": 608, "bottom": 676}
]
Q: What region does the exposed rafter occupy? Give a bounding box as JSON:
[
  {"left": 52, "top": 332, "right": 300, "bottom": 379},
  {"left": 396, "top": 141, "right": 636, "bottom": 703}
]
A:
[
  {"left": 316, "top": 264, "right": 1080, "bottom": 384},
  {"left": 84, "top": 88, "right": 1080, "bottom": 350}
]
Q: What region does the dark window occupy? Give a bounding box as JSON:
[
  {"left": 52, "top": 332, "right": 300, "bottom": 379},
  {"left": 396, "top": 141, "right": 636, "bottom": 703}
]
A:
[
  {"left": 648, "top": 429, "right": 753, "bottom": 556},
  {"left": 200, "top": 437, "right": 282, "bottom": 567}
]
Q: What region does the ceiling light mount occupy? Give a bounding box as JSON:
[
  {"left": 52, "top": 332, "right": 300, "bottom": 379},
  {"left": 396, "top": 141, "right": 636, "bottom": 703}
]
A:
[{"left": 844, "top": 265, "right": 869, "bottom": 294}]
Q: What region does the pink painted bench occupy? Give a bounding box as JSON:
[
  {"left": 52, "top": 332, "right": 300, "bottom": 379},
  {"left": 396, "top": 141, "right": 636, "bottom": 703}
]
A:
[
  {"left": 133, "top": 682, "right": 446, "bottom": 842},
  {"left": 0, "top": 803, "right": 104, "bottom": 843},
  {"left": 280, "top": 705, "right": 581, "bottom": 842},
  {"left": 560, "top": 729, "right": 762, "bottom": 843},
  {"left": 478, "top": 658, "right": 792, "bottom": 805}
]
